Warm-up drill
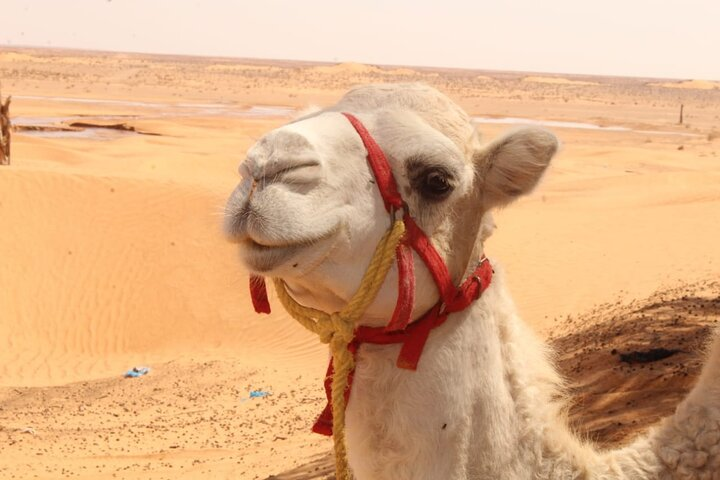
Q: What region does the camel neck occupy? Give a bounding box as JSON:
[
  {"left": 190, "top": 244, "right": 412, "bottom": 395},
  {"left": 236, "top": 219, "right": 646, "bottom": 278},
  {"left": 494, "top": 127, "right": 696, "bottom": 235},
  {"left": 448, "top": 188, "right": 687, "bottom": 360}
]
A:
[{"left": 344, "top": 271, "right": 592, "bottom": 478}]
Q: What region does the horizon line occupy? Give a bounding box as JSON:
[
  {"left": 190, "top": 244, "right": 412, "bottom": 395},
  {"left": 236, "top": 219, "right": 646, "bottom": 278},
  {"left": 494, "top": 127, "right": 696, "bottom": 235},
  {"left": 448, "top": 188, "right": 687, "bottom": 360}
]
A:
[{"left": 2, "top": 44, "right": 713, "bottom": 84}]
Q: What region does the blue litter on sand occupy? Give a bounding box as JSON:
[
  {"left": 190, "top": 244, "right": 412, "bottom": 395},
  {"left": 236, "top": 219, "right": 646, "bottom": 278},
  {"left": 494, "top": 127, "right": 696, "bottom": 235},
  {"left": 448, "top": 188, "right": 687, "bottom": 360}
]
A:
[
  {"left": 124, "top": 366, "right": 150, "bottom": 378},
  {"left": 249, "top": 390, "right": 270, "bottom": 398}
]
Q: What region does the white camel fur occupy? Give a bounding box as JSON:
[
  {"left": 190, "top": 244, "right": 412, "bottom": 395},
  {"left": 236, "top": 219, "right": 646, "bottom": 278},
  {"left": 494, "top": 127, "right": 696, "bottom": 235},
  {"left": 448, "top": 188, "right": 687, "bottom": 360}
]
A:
[{"left": 224, "top": 83, "right": 720, "bottom": 479}]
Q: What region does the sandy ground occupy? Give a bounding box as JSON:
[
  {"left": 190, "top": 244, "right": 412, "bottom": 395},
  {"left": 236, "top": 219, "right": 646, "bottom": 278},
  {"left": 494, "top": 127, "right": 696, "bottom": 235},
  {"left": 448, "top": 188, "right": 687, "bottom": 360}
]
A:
[{"left": 0, "top": 47, "right": 719, "bottom": 479}]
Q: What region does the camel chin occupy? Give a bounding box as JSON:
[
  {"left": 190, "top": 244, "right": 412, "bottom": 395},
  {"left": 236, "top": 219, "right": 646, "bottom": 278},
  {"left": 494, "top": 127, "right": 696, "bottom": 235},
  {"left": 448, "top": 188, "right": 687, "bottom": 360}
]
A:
[{"left": 238, "top": 226, "right": 342, "bottom": 275}]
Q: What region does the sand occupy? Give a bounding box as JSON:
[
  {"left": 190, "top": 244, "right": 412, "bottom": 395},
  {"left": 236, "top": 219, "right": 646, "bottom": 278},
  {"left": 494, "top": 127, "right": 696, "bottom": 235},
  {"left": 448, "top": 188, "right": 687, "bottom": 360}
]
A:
[
  {"left": 0, "top": 47, "right": 719, "bottom": 479},
  {"left": 523, "top": 75, "right": 598, "bottom": 86},
  {"left": 649, "top": 79, "right": 720, "bottom": 90}
]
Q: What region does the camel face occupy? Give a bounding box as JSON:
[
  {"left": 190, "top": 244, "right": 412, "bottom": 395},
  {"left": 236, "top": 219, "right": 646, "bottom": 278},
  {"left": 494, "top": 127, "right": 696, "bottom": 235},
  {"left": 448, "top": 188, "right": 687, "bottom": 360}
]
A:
[
  {"left": 225, "top": 84, "right": 558, "bottom": 322},
  {"left": 225, "top": 112, "right": 364, "bottom": 275}
]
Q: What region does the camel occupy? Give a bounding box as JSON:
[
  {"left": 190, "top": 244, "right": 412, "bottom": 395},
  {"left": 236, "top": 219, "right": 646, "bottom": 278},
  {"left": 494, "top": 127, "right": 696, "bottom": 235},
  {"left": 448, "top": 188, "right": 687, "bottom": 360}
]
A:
[{"left": 224, "top": 83, "right": 720, "bottom": 479}]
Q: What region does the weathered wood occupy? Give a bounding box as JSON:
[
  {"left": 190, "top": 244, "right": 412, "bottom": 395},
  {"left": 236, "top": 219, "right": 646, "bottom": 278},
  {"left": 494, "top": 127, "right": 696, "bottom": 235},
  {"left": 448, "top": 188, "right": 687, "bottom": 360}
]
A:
[
  {"left": 0, "top": 89, "right": 11, "bottom": 165},
  {"left": 679, "top": 103, "right": 684, "bottom": 125}
]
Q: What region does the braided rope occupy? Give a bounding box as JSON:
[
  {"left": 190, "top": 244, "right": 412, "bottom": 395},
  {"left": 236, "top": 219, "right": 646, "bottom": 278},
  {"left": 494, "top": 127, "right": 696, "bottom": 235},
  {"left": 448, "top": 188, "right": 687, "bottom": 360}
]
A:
[{"left": 272, "top": 219, "right": 406, "bottom": 480}]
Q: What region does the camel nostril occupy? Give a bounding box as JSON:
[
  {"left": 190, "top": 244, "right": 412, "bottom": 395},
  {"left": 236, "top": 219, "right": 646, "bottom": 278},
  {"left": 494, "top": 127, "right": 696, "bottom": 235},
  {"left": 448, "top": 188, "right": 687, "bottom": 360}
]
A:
[{"left": 253, "top": 160, "right": 322, "bottom": 185}]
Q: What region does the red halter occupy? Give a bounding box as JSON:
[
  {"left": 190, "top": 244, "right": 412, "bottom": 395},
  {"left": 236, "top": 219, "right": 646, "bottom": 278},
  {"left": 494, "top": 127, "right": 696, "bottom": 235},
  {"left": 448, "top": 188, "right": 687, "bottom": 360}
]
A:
[{"left": 249, "top": 112, "right": 493, "bottom": 436}]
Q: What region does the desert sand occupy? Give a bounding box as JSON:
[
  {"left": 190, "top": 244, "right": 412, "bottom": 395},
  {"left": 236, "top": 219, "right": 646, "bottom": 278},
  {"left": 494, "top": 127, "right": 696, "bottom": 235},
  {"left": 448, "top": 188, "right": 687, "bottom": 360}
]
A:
[{"left": 0, "top": 48, "right": 719, "bottom": 479}]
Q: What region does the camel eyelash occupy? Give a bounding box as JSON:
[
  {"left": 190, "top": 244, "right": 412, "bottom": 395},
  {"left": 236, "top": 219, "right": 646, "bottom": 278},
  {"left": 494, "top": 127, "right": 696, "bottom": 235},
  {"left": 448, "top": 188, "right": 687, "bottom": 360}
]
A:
[{"left": 405, "top": 157, "right": 456, "bottom": 183}]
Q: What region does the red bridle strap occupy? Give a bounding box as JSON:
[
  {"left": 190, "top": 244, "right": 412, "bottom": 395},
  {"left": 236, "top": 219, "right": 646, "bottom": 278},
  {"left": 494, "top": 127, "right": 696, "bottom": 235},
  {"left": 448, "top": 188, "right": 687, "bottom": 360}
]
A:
[
  {"left": 402, "top": 214, "right": 456, "bottom": 306},
  {"left": 312, "top": 257, "right": 493, "bottom": 436},
  {"left": 342, "top": 112, "right": 461, "bottom": 330},
  {"left": 342, "top": 113, "right": 404, "bottom": 213}
]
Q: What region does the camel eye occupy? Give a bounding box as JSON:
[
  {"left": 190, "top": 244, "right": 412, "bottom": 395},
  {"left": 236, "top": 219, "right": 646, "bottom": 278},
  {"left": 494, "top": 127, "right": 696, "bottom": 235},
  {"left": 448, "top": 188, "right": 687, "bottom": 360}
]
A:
[{"left": 420, "top": 169, "right": 453, "bottom": 201}]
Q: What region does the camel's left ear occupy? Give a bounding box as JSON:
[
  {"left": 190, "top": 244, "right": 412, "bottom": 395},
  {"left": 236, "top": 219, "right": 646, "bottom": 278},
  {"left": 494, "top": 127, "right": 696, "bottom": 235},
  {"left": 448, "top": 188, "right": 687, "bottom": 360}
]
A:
[{"left": 474, "top": 128, "right": 558, "bottom": 209}]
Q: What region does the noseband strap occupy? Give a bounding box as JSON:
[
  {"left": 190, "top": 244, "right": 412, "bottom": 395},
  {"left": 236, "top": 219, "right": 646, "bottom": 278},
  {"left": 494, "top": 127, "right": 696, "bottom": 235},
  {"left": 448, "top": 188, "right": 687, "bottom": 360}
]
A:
[
  {"left": 341, "top": 112, "right": 472, "bottom": 328},
  {"left": 342, "top": 113, "right": 404, "bottom": 212}
]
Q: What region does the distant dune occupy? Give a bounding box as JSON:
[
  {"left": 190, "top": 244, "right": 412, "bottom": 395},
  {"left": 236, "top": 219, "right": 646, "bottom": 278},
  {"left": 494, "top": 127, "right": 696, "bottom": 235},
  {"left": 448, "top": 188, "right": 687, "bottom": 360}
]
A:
[
  {"left": 523, "top": 75, "right": 598, "bottom": 86},
  {"left": 649, "top": 79, "right": 720, "bottom": 90},
  {"left": 206, "top": 63, "right": 281, "bottom": 73},
  {"left": 309, "top": 62, "right": 384, "bottom": 75},
  {"left": 309, "top": 61, "right": 417, "bottom": 76}
]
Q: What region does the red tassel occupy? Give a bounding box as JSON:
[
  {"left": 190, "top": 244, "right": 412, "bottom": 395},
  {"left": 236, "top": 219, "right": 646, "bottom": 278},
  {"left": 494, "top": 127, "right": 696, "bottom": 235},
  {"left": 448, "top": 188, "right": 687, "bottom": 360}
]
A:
[
  {"left": 249, "top": 275, "right": 271, "bottom": 314},
  {"left": 312, "top": 359, "right": 335, "bottom": 436},
  {"left": 385, "top": 242, "right": 415, "bottom": 332}
]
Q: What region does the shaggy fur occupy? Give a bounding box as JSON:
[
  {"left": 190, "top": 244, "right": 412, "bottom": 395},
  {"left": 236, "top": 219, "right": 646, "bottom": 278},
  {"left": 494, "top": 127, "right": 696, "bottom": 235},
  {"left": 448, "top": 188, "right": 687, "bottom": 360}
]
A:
[{"left": 225, "top": 83, "right": 720, "bottom": 479}]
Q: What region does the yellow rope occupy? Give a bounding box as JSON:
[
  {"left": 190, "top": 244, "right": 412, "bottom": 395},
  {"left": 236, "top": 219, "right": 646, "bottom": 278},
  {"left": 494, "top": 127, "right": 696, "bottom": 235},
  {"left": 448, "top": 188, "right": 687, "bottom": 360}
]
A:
[{"left": 273, "top": 219, "right": 406, "bottom": 480}]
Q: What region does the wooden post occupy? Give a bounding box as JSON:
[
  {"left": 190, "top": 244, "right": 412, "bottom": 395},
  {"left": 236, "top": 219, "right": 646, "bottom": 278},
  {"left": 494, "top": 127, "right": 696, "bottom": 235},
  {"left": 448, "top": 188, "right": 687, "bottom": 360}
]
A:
[
  {"left": 678, "top": 104, "right": 684, "bottom": 125},
  {"left": 0, "top": 88, "right": 11, "bottom": 165}
]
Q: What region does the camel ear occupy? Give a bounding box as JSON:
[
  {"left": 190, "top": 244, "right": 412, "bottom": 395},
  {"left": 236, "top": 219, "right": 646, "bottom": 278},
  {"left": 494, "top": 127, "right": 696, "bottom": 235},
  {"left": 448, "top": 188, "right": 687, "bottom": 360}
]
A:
[{"left": 474, "top": 128, "right": 558, "bottom": 209}]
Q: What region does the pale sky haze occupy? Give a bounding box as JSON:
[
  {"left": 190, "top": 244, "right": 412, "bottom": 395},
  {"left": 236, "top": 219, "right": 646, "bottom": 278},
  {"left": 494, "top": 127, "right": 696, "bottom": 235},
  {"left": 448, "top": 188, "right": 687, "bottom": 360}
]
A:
[{"left": 3, "top": 0, "right": 719, "bottom": 80}]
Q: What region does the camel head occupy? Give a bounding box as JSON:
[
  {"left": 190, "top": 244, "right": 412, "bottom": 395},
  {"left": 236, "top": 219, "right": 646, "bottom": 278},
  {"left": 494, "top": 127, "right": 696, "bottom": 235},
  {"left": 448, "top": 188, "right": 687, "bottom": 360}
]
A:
[{"left": 225, "top": 83, "right": 558, "bottom": 326}]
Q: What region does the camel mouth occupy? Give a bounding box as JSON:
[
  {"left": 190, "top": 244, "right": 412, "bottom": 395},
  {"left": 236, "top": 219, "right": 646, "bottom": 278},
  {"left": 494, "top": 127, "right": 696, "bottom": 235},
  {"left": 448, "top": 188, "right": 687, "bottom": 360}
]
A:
[
  {"left": 240, "top": 226, "right": 341, "bottom": 273},
  {"left": 245, "top": 238, "right": 302, "bottom": 250}
]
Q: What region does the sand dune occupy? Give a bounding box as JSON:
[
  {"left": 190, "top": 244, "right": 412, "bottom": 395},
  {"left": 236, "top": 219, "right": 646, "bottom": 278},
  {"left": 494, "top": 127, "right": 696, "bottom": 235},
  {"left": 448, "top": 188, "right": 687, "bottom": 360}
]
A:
[
  {"left": 0, "top": 166, "right": 326, "bottom": 387},
  {"left": 523, "top": 75, "right": 598, "bottom": 86},
  {"left": 309, "top": 62, "right": 384, "bottom": 75},
  {"left": 1, "top": 111, "right": 331, "bottom": 477},
  {"left": 1, "top": 47, "right": 719, "bottom": 479},
  {"left": 206, "top": 64, "right": 282, "bottom": 73},
  {"left": 308, "top": 62, "right": 418, "bottom": 77},
  {"left": 650, "top": 79, "right": 720, "bottom": 90}
]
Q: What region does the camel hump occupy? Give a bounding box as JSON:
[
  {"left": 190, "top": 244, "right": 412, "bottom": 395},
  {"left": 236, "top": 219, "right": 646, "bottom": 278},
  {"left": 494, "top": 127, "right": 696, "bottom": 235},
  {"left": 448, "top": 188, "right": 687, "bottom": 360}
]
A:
[{"left": 648, "top": 329, "right": 720, "bottom": 476}]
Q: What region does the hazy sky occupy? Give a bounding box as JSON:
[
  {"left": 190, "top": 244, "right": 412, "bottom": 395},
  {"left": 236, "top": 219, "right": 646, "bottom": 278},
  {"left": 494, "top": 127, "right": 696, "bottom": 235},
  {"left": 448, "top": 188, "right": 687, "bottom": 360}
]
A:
[{"left": 3, "top": 0, "right": 719, "bottom": 80}]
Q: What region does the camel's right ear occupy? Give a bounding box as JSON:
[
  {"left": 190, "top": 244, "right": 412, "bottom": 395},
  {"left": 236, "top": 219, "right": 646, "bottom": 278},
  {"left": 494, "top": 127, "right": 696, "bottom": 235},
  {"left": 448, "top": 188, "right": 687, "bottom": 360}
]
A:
[{"left": 474, "top": 128, "right": 558, "bottom": 209}]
